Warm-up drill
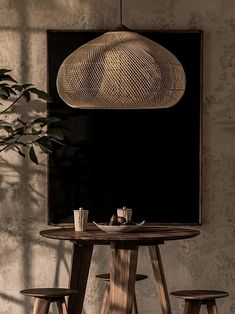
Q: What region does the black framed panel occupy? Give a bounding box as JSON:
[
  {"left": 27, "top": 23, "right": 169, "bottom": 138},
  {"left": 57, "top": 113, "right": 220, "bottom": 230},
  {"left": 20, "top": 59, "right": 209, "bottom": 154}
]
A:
[{"left": 47, "top": 30, "right": 203, "bottom": 225}]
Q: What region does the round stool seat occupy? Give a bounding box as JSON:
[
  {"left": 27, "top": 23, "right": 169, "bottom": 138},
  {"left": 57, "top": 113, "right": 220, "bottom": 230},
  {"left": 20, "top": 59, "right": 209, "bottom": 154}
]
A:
[
  {"left": 20, "top": 288, "right": 77, "bottom": 314},
  {"left": 171, "top": 290, "right": 229, "bottom": 301},
  {"left": 20, "top": 288, "right": 78, "bottom": 299},
  {"left": 96, "top": 273, "right": 148, "bottom": 282}
]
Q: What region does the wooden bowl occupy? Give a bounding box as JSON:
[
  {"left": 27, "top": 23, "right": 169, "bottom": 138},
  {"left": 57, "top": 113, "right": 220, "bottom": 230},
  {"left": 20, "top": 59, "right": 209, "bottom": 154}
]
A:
[{"left": 93, "top": 221, "right": 145, "bottom": 233}]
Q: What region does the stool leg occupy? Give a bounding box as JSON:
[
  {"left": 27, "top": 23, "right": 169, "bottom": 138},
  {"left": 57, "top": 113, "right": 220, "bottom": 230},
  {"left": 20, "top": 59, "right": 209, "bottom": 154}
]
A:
[
  {"left": 184, "top": 300, "right": 201, "bottom": 314},
  {"left": 132, "top": 293, "right": 138, "bottom": 314},
  {"left": 56, "top": 297, "right": 68, "bottom": 314},
  {"left": 100, "top": 285, "right": 110, "bottom": 314},
  {"left": 207, "top": 301, "right": 218, "bottom": 314},
  {"left": 33, "top": 298, "right": 50, "bottom": 314}
]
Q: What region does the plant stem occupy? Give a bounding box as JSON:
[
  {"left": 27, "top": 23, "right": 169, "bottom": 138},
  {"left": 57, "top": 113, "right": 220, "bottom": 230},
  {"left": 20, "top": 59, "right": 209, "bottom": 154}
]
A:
[
  {"left": 15, "top": 139, "right": 38, "bottom": 145},
  {"left": 0, "top": 94, "right": 24, "bottom": 114},
  {"left": 0, "top": 134, "right": 24, "bottom": 152}
]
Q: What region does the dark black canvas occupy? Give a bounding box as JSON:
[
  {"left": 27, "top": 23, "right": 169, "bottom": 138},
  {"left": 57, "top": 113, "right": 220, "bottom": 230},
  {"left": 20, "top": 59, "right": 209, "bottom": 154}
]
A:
[{"left": 47, "top": 30, "right": 202, "bottom": 224}]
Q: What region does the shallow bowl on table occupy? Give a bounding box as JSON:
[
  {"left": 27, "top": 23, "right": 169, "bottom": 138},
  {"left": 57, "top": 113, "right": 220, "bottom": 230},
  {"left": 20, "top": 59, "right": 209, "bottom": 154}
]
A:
[{"left": 93, "top": 221, "right": 145, "bottom": 233}]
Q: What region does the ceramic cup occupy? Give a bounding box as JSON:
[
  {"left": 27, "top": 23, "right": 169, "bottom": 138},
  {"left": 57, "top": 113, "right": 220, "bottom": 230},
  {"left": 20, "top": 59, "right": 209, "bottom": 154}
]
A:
[
  {"left": 73, "top": 208, "right": 89, "bottom": 231},
  {"left": 117, "top": 207, "right": 132, "bottom": 222}
]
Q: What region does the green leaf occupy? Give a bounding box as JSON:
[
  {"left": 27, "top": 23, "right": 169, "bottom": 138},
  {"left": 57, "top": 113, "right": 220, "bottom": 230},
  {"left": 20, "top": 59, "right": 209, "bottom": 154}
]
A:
[
  {"left": 50, "top": 137, "right": 67, "bottom": 146},
  {"left": 0, "top": 95, "right": 8, "bottom": 100},
  {"left": 11, "top": 84, "right": 34, "bottom": 92},
  {"left": 4, "top": 86, "right": 17, "bottom": 95},
  {"left": 15, "top": 126, "right": 25, "bottom": 135},
  {"left": 32, "top": 117, "right": 60, "bottom": 126},
  {"left": 0, "top": 125, "right": 14, "bottom": 134},
  {"left": 17, "top": 118, "right": 27, "bottom": 126},
  {"left": 29, "top": 145, "right": 38, "bottom": 164},
  {"left": 46, "top": 117, "right": 61, "bottom": 124},
  {"left": 0, "top": 85, "right": 17, "bottom": 98},
  {"left": 0, "top": 69, "right": 11, "bottom": 75},
  {"left": 0, "top": 74, "right": 17, "bottom": 83},
  {"left": 11, "top": 84, "right": 24, "bottom": 91},
  {"left": 36, "top": 136, "right": 52, "bottom": 152},
  {"left": 27, "top": 87, "right": 53, "bottom": 102},
  {"left": 0, "top": 88, "right": 9, "bottom": 97},
  {"left": 22, "top": 83, "right": 34, "bottom": 89},
  {"left": 31, "top": 117, "right": 47, "bottom": 125},
  {"left": 47, "top": 128, "right": 64, "bottom": 140},
  {"left": 31, "top": 128, "right": 41, "bottom": 135},
  {"left": 37, "top": 142, "right": 52, "bottom": 154},
  {"left": 15, "top": 146, "right": 26, "bottom": 157},
  {"left": 22, "top": 90, "right": 30, "bottom": 101},
  {"left": 32, "top": 117, "right": 46, "bottom": 125},
  {"left": 36, "top": 136, "right": 52, "bottom": 154}
]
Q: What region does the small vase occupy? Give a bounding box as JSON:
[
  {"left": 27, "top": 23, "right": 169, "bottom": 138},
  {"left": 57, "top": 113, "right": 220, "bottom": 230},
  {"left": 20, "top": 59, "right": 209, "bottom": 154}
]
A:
[{"left": 117, "top": 206, "right": 132, "bottom": 222}]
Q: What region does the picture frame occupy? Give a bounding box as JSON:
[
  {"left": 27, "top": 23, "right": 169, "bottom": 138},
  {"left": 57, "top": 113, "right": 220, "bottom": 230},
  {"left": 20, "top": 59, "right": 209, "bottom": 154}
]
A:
[{"left": 47, "top": 29, "right": 203, "bottom": 225}]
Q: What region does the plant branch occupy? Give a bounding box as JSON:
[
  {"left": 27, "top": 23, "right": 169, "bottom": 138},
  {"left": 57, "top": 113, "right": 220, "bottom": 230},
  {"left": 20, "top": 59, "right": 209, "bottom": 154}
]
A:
[
  {"left": 0, "top": 134, "right": 24, "bottom": 152},
  {"left": 15, "top": 139, "right": 39, "bottom": 146},
  {"left": 0, "top": 93, "right": 24, "bottom": 114}
]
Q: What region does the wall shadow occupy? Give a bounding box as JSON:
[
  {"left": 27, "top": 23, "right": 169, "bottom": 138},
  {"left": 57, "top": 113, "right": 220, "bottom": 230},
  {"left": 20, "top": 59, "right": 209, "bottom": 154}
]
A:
[{"left": 0, "top": 1, "right": 72, "bottom": 313}]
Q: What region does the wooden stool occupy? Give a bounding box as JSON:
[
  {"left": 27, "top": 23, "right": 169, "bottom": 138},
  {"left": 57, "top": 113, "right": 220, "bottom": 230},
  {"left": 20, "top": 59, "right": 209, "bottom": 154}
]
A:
[
  {"left": 171, "top": 290, "right": 229, "bottom": 314},
  {"left": 96, "top": 273, "right": 147, "bottom": 314},
  {"left": 20, "top": 288, "right": 78, "bottom": 314}
]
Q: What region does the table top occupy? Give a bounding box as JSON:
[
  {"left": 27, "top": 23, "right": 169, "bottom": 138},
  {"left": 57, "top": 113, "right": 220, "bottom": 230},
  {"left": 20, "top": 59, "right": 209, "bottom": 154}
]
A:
[{"left": 40, "top": 225, "right": 200, "bottom": 245}]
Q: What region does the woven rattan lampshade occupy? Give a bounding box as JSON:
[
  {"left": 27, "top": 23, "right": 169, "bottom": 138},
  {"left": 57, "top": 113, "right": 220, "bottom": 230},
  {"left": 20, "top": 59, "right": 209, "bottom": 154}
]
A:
[{"left": 56, "top": 29, "right": 186, "bottom": 109}]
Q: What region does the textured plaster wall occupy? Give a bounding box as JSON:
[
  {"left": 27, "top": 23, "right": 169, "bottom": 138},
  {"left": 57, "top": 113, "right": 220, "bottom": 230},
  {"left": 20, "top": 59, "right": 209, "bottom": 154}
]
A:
[{"left": 0, "top": 0, "right": 235, "bottom": 313}]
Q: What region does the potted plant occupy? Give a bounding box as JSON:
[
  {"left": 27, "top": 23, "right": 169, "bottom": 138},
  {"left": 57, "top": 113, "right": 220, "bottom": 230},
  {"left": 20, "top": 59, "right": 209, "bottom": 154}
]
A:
[{"left": 0, "top": 68, "right": 64, "bottom": 163}]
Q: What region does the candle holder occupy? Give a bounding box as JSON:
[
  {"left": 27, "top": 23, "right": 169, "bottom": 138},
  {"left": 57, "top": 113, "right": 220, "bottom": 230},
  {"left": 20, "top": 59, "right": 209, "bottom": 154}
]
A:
[{"left": 73, "top": 208, "right": 89, "bottom": 231}]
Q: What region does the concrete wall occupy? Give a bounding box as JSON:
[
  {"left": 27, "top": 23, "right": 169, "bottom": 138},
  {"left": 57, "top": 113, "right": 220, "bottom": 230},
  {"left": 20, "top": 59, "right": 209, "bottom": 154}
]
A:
[{"left": 0, "top": 0, "right": 235, "bottom": 313}]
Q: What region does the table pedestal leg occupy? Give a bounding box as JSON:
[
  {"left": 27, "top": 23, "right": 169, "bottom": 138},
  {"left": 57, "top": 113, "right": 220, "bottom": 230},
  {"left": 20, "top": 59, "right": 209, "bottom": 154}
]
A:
[
  {"left": 110, "top": 241, "right": 139, "bottom": 314},
  {"left": 100, "top": 285, "right": 110, "bottom": 314},
  {"left": 148, "top": 245, "right": 172, "bottom": 314},
  {"left": 68, "top": 243, "right": 93, "bottom": 314}
]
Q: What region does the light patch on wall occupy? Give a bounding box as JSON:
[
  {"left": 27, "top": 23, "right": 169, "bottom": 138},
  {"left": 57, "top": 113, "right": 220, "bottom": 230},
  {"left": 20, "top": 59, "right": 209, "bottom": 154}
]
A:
[
  {"left": 0, "top": 32, "right": 21, "bottom": 76},
  {"left": 0, "top": 150, "right": 23, "bottom": 187}
]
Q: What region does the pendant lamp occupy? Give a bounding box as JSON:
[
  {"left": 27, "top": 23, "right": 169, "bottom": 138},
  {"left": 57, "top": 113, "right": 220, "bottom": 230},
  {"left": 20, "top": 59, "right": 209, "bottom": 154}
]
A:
[{"left": 56, "top": 2, "right": 186, "bottom": 110}]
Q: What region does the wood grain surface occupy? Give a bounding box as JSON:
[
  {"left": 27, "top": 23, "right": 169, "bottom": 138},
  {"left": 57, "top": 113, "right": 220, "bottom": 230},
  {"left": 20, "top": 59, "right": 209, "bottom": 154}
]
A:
[
  {"left": 40, "top": 226, "right": 200, "bottom": 244},
  {"left": 170, "top": 290, "right": 229, "bottom": 300},
  {"left": 39, "top": 226, "right": 200, "bottom": 314}
]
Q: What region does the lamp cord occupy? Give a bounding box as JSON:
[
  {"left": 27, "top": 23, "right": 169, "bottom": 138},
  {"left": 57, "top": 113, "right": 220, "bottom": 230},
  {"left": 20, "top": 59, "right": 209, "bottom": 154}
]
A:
[{"left": 120, "top": 0, "right": 123, "bottom": 25}]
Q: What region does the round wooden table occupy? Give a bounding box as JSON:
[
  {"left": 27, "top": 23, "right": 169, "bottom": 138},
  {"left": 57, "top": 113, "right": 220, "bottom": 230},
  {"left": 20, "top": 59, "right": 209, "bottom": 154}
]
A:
[{"left": 40, "top": 226, "right": 200, "bottom": 314}]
